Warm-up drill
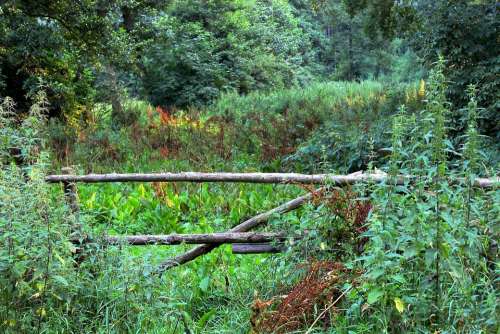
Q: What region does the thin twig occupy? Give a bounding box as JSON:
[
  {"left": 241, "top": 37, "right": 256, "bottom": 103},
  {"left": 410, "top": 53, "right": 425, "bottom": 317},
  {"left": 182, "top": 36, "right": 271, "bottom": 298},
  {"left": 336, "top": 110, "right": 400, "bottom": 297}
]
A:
[{"left": 304, "top": 286, "right": 352, "bottom": 334}]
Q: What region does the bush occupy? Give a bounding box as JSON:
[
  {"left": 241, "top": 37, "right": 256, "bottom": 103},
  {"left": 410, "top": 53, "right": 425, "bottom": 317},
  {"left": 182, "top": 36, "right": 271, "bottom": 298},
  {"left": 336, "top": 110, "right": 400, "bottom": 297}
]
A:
[
  {"left": 250, "top": 58, "right": 499, "bottom": 334},
  {"left": 284, "top": 82, "right": 425, "bottom": 173},
  {"left": 0, "top": 96, "right": 172, "bottom": 333},
  {"left": 354, "top": 61, "right": 499, "bottom": 332},
  {"left": 208, "top": 81, "right": 387, "bottom": 162},
  {"left": 142, "top": 0, "right": 318, "bottom": 108}
]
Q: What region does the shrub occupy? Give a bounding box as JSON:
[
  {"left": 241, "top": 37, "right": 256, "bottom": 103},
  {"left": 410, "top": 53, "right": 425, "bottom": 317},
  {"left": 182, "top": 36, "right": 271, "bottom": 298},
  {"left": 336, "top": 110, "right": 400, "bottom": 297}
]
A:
[
  {"left": 252, "top": 59, "right": 498, "bottom": 334},
  {"left": 285, "top": 82, "right": 424, "bottom": 173},
  {"left": 355, "top": 59, "right": 499, "bottom": 332},
  {"left": 209, "top": 81, "right": 388, "bottom": 163},
  {"left": 0, "top": 95, "right": 174, "bottom": 333}
]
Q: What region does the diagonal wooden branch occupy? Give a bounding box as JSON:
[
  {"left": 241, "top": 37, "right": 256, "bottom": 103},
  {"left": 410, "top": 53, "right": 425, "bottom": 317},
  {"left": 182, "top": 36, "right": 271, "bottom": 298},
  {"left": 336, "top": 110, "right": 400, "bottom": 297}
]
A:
[{"left": 158, "top": 188, "right": 323, "bottom": 272}]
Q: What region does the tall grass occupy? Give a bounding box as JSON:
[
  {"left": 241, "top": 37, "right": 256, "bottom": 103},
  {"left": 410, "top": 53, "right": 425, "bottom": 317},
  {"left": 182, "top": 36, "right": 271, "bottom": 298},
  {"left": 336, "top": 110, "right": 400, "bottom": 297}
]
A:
[
  {"left": 50, "top": 80, "right": 423, "bottom": 172},
  {"left": 5, "top": 72, "right": 496, "bottom": 333},
  {"left": 211, "top": 81, "right": 385, "bottom": 117}
]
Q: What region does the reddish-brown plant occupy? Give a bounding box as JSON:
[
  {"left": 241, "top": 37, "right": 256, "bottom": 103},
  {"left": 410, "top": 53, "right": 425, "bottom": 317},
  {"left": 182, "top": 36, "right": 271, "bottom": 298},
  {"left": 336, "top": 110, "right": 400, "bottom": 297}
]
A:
[{"left": 253, "top": 261, "right": 348, "bottom": 333}]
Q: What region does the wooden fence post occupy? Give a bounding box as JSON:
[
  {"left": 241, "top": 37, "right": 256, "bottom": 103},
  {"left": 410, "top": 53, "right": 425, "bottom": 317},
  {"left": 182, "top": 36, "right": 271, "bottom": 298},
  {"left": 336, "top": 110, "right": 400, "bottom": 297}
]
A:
[
  {"left": 61, "top": 167, "right": 81, "bottom": 236},
  {"left": 61, "top": 167, "right": 87, "bottom": 266}
]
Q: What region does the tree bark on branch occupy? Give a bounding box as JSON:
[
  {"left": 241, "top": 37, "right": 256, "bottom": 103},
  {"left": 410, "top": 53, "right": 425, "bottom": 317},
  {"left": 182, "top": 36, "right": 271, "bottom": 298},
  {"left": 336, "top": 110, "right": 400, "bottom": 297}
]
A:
[
  {"left": 73, "top": 232, "right": 286, "bottom": 246},
  {"left": 45, "top": 171, "right": 499, "bottom": 188}
]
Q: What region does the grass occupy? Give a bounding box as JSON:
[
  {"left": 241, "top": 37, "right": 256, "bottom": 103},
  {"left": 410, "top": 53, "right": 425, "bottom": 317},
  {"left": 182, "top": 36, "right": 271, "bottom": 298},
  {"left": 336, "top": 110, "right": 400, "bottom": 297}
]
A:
[
  {"left": 3, "top": 76, "right": 497, "bottom": 333},
  {"left": 43, "top": 80, "right": 422, "bottom": 333}
]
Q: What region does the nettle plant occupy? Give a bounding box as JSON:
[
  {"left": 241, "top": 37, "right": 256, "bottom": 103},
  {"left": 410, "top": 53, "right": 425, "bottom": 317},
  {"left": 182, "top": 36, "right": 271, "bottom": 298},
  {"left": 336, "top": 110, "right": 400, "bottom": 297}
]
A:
[
  {"left": 0, "top": 94, "right": 74, "bottom": 331},
  {"left": 0, "top": 96, "right": 167, "bottom": 333},
  {"left": 356, "top": 59, "right": 498, "bottom": 333}
]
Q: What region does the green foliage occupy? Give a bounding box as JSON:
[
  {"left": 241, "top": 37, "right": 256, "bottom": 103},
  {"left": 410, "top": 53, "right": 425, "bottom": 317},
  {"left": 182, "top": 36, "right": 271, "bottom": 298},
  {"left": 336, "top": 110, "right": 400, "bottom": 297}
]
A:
[
  {"left": 0, "top": 0, "right": 426, "bottom": 117},
  {"left": 9, "top": 69, "right": 497, "bottom": 333},
  {"left": 349, "top": 0, "right": 499, "bottom": 139},
  {"left": 1, "top": 1, "right": 499, "bottom": 332},
  {"left": 143, "top": 0, "right": 318, "bottom": 108},
  {"left": 111, "top": 100, "right": 142, "bottom": 129},
  {"left": 411, "top": 0, "right": 499, "bottom": 139},
  {"left": 0, "top": 93, "right": 48, "bottom": 164},
  {"left": 0, "top": 96, "right": 173, "bottom": 333},
  {"left": 49, "top": 81, "right": 408, "bottom": 171},
  {"left": 0, "top": 0, "right": 161, "bottom": 120},
  {"left": 300, "top": 0, "right": 424, "bottom": 82},
  {"left": 353, "top": 60, "right": 499, "bottom": 333},
  {"left": 211, "top": 80, "right": 390, "bottom": 165},
  {"left": 0, "top": 1, "right": 101, "bottom": 115},
  {"left": 287, "top": 81, "right": 425, "bottom": 173},
  {"left": 463, "top": 85, "right": 480, "bottom": 174}
]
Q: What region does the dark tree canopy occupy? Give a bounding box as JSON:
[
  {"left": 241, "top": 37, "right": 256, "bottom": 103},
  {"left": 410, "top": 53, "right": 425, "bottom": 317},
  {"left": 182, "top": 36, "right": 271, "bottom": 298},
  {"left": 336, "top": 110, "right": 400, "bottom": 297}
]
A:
[{"left": 0, "top": 0, "right": 497, "bottom": 138}]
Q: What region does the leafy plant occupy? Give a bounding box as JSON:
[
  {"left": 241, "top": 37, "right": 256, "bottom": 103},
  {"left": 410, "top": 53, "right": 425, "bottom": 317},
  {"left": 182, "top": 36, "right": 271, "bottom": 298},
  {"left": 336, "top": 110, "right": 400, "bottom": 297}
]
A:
[{"left": 356, "top": 58, "right": 499, "bottom": 333}]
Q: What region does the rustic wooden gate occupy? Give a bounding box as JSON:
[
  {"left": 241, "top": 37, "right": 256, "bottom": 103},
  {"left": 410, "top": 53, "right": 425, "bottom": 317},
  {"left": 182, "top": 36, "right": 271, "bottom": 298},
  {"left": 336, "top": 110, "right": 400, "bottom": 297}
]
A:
[{"left": 46, "top": 168, "right": 497, "bottom": 272}]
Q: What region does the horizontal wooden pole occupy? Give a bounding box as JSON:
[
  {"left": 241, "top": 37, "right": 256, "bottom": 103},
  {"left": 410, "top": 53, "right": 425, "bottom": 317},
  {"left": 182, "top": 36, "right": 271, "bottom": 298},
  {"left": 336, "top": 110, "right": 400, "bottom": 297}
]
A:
[
  {"left": 44, "top": 172, "right": 366, "bottom": 184},
  {"left": 73, "top": 232, "right": 286, "bottom": 246},
  {"left": 232, "top": 243, "right": 283, "bottom": 254},
  {"left": 45, "top": 171, "right": 498, "bottom": 188}
]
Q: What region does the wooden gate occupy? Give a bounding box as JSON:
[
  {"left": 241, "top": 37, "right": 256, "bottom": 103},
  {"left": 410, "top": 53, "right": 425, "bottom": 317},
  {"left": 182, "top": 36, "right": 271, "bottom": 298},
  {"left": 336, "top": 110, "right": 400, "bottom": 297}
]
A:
[{"left": 46, "top": 168, "right": 497, "bottom": 272}]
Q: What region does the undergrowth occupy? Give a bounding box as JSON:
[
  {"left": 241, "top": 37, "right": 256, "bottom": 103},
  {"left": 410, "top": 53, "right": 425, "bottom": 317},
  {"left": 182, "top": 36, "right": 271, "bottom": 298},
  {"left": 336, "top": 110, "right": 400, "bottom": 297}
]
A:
[
  {"left": 354, "top": 60, "right": 498, "bottom": 333},
  {"left": 1, "top": 67, "right": 498, "bottom": 333},
  {"left": 245, "top": 60, "right": 499, "bottom": 333},
  {"left": 47, "top": 81, "right": 423, "bottom": 173}
]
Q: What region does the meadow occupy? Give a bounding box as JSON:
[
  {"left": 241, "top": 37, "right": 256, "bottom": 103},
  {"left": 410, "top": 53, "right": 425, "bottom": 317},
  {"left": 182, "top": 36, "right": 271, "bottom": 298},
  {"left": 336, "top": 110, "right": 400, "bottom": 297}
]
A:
[
  {"left": 2, "top": 1, "right": 499, "bottom": 332},
  {"left": 1, "top": 68, "right": 498, "bottom": 333}
]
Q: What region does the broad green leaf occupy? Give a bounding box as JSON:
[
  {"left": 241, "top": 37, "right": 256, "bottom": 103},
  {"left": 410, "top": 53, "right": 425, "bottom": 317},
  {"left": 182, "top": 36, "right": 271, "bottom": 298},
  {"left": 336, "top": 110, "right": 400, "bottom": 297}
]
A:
[
  {"left": 199, "top": 277, "right": 210, "bottom": 292},
  {"left": 403, "top": 246, "right": 417, "bottom": 259},
  {"left": 392, "top": 274, "right": 406, "bottom": 284},
  {"left": 367, "top": 288, "right": 384, "bottom": 304},
  {"left": 53, "top": 275, "right": 69, "bottom": 287},
  {"left": 367, "top": 268, "right": 384, "bottom": 280}
]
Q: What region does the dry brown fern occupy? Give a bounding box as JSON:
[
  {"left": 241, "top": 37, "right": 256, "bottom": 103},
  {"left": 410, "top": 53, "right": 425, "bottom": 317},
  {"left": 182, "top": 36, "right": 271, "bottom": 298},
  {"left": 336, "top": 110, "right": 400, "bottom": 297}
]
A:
[{"left": 252, "top": 261, "right": 350, "bottom": 334}]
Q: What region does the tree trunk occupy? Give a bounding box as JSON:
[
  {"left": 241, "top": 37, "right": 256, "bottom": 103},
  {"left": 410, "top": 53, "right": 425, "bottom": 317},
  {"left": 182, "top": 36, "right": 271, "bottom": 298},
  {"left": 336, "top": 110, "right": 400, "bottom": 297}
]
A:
[
  {"left": 348, "top": 18, "right": 353, "bottom": 81},
  {"left": 106, "top": 66, "right": 123, "bottom": 125}
]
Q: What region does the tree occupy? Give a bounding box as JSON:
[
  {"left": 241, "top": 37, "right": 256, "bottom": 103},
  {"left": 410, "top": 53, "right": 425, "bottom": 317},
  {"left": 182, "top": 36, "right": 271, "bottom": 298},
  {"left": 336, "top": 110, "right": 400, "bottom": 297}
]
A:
[
  {"left": 292, "top": 0, "right": 406, "bottom": 81},
  {"left": 411, "top": 0, "right": 499, "bottom": 139},
  {"left": 0, "top": 0, "right": 164, "bottom": 122},
  {"left": 142, "top": 0, "right": 318, "bottom": 108},
  {"left": 340, "top": 0, "right": 499, "bottom": 138}
]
